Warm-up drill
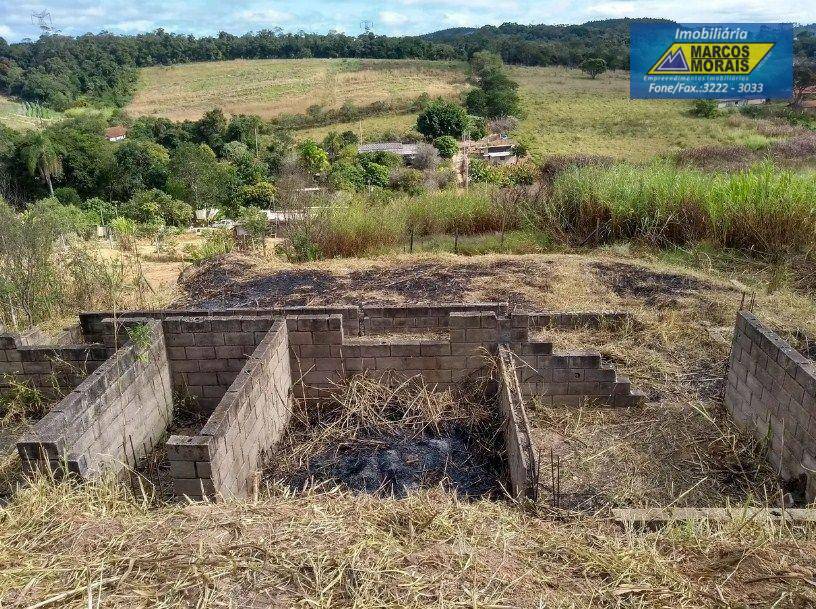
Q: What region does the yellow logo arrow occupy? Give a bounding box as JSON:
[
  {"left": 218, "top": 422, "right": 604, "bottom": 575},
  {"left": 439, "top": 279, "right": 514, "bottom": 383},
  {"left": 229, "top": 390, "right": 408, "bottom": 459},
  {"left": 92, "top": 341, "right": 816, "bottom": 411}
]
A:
[{"left": 648, "top": 42, "right": 774, "bottom": 75}]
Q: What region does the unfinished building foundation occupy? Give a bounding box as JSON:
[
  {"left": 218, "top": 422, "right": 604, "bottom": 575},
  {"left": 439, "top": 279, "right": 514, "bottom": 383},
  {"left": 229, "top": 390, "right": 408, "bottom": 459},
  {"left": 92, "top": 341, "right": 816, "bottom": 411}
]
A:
[{"left": 15, "top": 304, "right": 647, "bottom": 501}]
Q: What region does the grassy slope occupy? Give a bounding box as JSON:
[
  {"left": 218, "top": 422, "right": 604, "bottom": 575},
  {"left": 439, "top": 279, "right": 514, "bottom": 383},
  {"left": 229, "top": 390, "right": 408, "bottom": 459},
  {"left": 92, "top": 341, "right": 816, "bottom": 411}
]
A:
[
  {"left": 0, "top": 95, "right": 61, "bottom": 131},
  {"left": 127, "top": 58, "right": 468, "bottom": 122},
  {"left": 511, "top": 66, "right": 782, "bottom": 162},
  {"left": 2, "top": 478, "right": 814, "bottom": 608}
]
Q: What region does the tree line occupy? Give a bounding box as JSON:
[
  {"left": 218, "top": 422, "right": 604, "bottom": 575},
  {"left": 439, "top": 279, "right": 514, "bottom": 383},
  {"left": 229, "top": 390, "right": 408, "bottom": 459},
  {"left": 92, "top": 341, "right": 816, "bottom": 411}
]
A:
[{"left": 2, "top": 20, "right": 814, "bottom": 112}]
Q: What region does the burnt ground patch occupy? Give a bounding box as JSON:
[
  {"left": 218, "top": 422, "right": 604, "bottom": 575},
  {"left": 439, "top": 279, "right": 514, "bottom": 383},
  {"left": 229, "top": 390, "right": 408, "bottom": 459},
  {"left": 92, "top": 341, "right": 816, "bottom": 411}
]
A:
[
  {"left": 267, "top": 375, "right": 507, "bottom": 501},
  {"left": 179, "top": 256, "right": 553, "bottom": 309},
  {"left": 591, "top": 261, "right": 721, "bottom": 307}
]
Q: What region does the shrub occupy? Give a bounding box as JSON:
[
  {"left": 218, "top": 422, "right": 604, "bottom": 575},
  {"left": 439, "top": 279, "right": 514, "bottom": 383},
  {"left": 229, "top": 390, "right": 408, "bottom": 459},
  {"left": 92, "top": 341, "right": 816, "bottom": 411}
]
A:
[
  {"left": 329, "top": 161, "right": 366, "bottom": 191},
  {"left": 109, "top": 216, "right": 137, "bottom": 251},
  {"left": 433, "top": 136, "right": 459, "bottom": 159},
  {"left": 389, "top": 168, "right": 425, "bottom": 195},
  {"left": 410, "top": 143, "right": 440, "bottom": 170},
  {"left": 80, "top": 197, "right": 117, "bottom": 225},
  {"left": 416, "top": 99, "right": 470, "bottom": 140},
  {"left": 240, "top": 181, "right": 277, "bottom": 209},
  {"left": 691, "top": 99, "right": 719, "bottom": 118},
  {"left": 53, "top": 187, "right": 81, "bottom": 207},
  {"left": 363, "top": 163, "right": 390, "bottom": 188},
  {"left": 237, "top": 207, "right": 268, "bottom": 249},
  {"left": 184, "top": 229, "right": 235, "bottom": 263}
]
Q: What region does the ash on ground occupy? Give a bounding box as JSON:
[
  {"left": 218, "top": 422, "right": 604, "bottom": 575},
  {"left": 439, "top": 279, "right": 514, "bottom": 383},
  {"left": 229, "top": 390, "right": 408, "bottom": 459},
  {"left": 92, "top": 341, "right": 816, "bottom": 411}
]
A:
[{"left": 284, "top": 428, "right": 503, "bottom": 499}]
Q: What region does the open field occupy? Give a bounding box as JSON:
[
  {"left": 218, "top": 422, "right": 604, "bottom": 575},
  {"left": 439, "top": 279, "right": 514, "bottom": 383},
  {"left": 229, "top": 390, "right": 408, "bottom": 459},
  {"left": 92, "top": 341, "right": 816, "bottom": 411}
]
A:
[
  {"left": 0, "top": 95, "right": 62, "bottom": 131},
  {"left": 127, "top": 58, "right": 468, "bottom": 122},
  {"left": 294, "top": 112, "right": 420, "bottom": 143},
  {"left": 511, "top": 66, "right": 790, "bottom": 162}
]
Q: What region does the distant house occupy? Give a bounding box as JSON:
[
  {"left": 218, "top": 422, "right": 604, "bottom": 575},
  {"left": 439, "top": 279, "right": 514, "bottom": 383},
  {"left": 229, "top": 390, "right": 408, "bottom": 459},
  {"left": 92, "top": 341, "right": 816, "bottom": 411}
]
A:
[
  {"left": 357, "top": 142, "right": 419, "bottom": 161},
  {"left": 462, "top": 134, "right": 518, "bottom": 165},
  {"left": 105, "top": 126, "right": 128, "bottom": 142},
  {"left": 716, "top": 98, "right": 765, "bottom": 110}
]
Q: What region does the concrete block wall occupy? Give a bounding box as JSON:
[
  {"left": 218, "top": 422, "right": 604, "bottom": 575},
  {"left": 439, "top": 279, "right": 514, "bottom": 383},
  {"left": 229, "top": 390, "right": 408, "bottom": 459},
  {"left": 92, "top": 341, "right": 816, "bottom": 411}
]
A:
[
  {"left": 17, "top": 319, "right": 173, "bottom": 478},
  {"left": 162, "top": 315, "right": 280, "bottom": 410},
  {"left": 497, "top": 346, "right": 538, "bottom": 499},
  {"left": 360, "top": 303, "right": 506, "bottom": 334},
  {"left": 725, "top": 311, "right": 816, "bottom": 501},
  {"left": 79, "top": 305, "right": 360, "bottom": 344},
  {"left": 166, "top": 320, "right": 293, "bottom": 500},
  {"left": 0, "top": 333, "right": 108, "bottom": 400},
  {"left": 76, "top": 307, "right": 644, "bottom": 409}
]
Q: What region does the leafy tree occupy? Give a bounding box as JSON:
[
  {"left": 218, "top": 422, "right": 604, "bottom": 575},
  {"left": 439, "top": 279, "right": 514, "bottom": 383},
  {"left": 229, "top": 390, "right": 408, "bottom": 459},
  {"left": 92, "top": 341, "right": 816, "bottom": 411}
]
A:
[
  {"left": 328, "top": 161, "right": 366, "bottom": 191},
  {"left": 240, "top": 181, "right": 277, "bottom": 209},
  {"left": 53, "top": 186, "right": 81, "bottom": 206},
  {"left": 122, "top": 189, "right": 192, "bottom": 227},
  {"left": 49, "top": 116, "right": 115, "bottom": 197},
  {"left": 262, "top": 132, "right": 293, "bottom": 178},
  {"left": 114, "top": 140, "right": 170, "bottom": 199},
  {"left": 794, "top": 61, "right": 816, "bottom": 107},
  {"left": 433, "top": 135, "right": 459, "bottom": 158},
  {"left": 224, "top": 141, "right": 267, "bottom": 185},
  {"left": 19, "top": 132, "right": 63, "bottom": 196},
  {"left": 297, "top": 140, "right": 330, "bottom": 174},
  {"left": 195, "top": 109, "right": 228, "bottom": 155},
  {"left": 79, "top": 197, "right": 117, "bottom": 225},
  {"left": 322, "top": 130, "right": 359, "bottom": 160},
  {"left": 469, "top": 51, "right": 504, "bottom": 80},
  {"left": 225, "top": 114, "right": 265, "bottom": 153},
  {"left": 167, "top": 143, "right": 233, "bottom": 210},
  {"left": 579, "top": 58, "right": 607, "bottom": 79},
  {"left": 416, "top": 99, "right": 471, "bottom": 139}
]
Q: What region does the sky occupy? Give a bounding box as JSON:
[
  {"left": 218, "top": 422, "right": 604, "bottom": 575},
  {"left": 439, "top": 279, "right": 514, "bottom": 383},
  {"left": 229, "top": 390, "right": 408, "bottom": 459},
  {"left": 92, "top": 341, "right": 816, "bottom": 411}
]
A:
[{"left": 0, "top": 0, "right": 813, "bottom": 43}]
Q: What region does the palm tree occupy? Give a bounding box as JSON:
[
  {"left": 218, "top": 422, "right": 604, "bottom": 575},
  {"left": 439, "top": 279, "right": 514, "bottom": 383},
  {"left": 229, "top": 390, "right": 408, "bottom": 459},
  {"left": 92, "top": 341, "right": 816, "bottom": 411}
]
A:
[{"left": 20, "top": 132, "right": 62, "bottom": 197}]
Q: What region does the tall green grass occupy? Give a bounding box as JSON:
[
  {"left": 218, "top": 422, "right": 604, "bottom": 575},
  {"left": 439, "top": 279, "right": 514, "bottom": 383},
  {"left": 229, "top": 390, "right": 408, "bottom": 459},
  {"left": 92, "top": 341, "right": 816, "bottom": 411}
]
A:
[
  {"left": 290, "top": 164, "right": 816, "bottom": 259},
  {"left": 546, "top": 162, "right": 816, "bottom": 256}
]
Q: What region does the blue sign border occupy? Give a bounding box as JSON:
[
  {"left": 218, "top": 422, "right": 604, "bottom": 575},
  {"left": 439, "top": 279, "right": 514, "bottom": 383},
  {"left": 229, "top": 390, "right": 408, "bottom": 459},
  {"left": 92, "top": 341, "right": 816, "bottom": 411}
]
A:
[{"left": 630, "top": 22, "right": 793, "bottom": 100}]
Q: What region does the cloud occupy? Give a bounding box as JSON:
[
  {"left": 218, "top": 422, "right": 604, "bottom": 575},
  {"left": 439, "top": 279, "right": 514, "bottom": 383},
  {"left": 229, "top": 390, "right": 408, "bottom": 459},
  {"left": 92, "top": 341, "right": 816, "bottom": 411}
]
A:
[
  {"left": 443, "top": 12, "right": 481, "bottom": 27},
  {"left": 0, "top": 0, "right": 813, "bottom": 42},
  {"left": 584, "top": 1, "right": 636, "bottom": 17},
  {"left": 379, "top": 11, "right": 410, "bottom": 26},
  {"left": 232, "top": 8, "right": 295, "bottom": 25},
  {"left": 107, "top": 20, "right": 156, "bottom": 32}
]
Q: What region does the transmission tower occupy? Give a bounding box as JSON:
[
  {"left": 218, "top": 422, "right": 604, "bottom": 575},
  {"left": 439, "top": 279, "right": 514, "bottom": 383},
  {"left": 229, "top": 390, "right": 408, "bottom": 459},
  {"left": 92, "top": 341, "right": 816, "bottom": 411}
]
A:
[
  {"left": 360, "top": 20, "right": 373, "bottom": 34},
  {"left": 31, "top": 10, "right": 59, "bottom": 35}
]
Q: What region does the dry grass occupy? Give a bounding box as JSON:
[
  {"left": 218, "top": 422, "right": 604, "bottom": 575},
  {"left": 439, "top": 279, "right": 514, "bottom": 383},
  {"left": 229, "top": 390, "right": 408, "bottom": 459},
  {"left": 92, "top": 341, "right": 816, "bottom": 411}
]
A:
[
  {"left": 511, "top": 67, "right": 791, "bottom": 162},
  {"left": 269, "top": 372, "right": 502, "bottom": 497},
  {"left": 126, "top": 58, "right": 467, "bottom": 122},
  {"left": 0, "top": 474, "right": 814, "bottom": 607}
]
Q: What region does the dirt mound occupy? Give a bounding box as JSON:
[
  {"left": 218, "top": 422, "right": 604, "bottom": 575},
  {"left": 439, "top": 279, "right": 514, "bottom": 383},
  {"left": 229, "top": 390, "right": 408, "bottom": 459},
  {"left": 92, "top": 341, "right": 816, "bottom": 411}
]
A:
[{"left": 179, "top": 255, "right": 553, "bottom": 309}]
